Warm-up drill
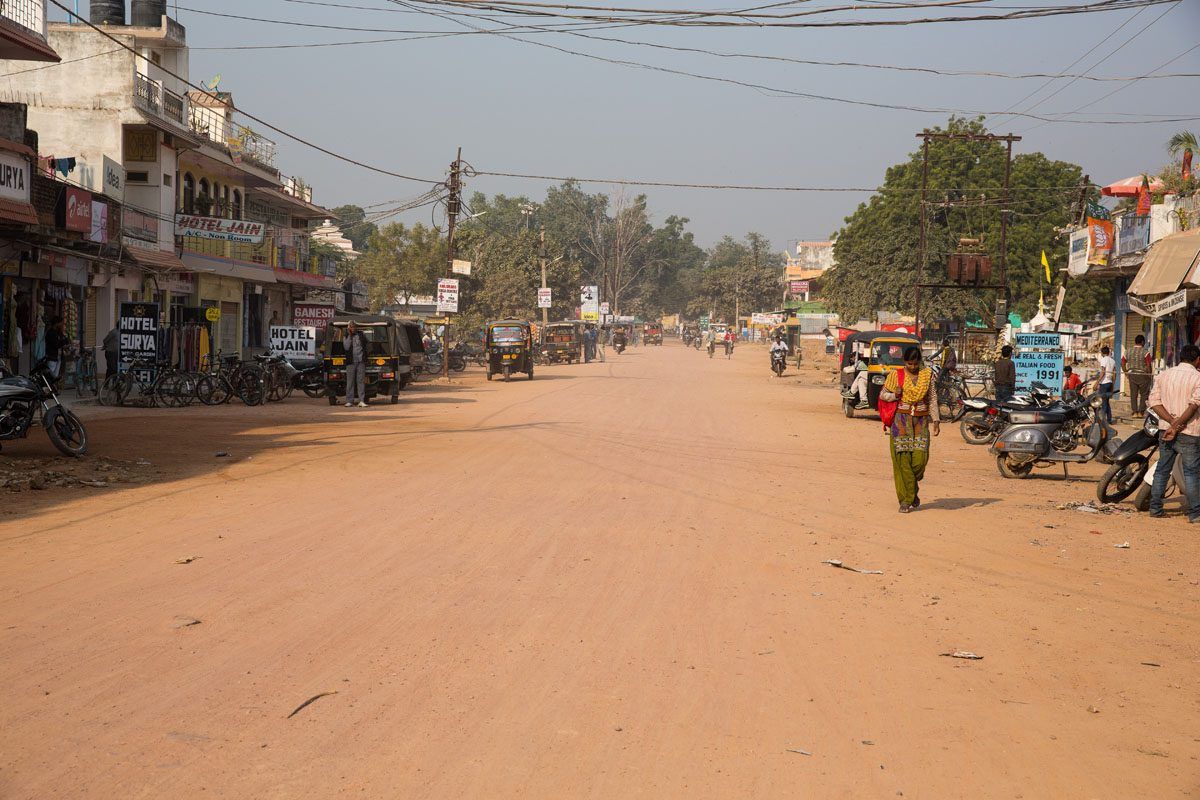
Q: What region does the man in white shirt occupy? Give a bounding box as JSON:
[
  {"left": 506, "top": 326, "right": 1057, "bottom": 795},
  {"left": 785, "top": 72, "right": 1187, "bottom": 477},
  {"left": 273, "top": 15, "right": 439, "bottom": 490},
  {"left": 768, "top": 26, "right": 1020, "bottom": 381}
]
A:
[
  {"left": 1148, "top": 344, "right": 1200, "bottom": 521},
  {"left": 1097, "top": 345, "right": 1116, "bottom": 424}
]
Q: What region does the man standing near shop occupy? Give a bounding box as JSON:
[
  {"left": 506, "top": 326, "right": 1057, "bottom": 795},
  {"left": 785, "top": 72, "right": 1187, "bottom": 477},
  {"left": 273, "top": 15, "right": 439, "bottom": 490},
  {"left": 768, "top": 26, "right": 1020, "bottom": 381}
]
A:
[
  {"left": 1097, "top": 345, "right": 1117, "bottom": 423},
  {"left": 342, "top": 321, "right": 368, "bottom": 408},
  {"left": 1148, "top": 344, "right": 1200, "bottom": 521},
  {"left": 994, "top": 345, "right": 1017, "bottom": 401},
  {"left": 1123, "top": 335, "right": 1152, "bottom": 417}
]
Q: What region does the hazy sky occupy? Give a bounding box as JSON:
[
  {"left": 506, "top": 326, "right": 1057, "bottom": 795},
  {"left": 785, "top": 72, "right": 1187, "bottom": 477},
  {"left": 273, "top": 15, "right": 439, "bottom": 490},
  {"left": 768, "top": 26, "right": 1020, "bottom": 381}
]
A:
[{"left": 65, "top": 1, "right": 1200, "bottom": 250}]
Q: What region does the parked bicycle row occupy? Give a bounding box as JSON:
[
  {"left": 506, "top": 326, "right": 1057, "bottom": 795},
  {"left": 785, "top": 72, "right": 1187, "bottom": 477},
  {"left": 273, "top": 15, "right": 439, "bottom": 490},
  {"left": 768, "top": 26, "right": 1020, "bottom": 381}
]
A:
[{"left": 96, "top": 352, "right": 319, "bottom": 408}]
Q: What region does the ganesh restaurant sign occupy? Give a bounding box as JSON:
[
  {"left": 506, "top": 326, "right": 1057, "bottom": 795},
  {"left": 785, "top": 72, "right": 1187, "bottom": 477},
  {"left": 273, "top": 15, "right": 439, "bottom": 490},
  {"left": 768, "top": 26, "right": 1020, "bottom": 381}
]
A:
[{"left": 175, "top": 214, "right": 265, "bottom": 243}]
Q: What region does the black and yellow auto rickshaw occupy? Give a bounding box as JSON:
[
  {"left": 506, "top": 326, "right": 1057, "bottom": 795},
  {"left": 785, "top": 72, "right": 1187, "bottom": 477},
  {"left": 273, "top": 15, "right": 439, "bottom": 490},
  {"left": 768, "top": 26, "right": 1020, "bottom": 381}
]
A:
[
  {"left": 541, "top": 321, "right": 584, "bottom": 364},
  {"left": 644, "top": 322, "right": 663, "bottom": 346},
  {"left": 323, "top": 314, "right": 418, "bottom": 405},
  {"left": 839, "top": 330, "right": 920, "bottom": 418},
  {"left": 486, "top": 319, "right": 534, "bottom": 381}
]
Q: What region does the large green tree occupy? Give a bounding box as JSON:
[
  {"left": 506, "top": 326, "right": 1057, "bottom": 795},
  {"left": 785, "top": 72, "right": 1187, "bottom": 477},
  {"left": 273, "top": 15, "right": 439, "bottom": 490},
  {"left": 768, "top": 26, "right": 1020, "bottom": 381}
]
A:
[
  {"left": 354, "top": 222, "right": 445, "bottom": 311},
  {"left": 823, "top": 116, "right": 1107, "bottom": 324}
]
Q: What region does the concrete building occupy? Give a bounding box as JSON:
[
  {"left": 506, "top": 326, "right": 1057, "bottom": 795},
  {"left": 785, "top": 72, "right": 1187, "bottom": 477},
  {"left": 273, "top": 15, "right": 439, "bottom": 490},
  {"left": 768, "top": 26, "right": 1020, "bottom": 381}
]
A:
[{"left": 0, "top": 0, "right": 337, "bottom": 370}]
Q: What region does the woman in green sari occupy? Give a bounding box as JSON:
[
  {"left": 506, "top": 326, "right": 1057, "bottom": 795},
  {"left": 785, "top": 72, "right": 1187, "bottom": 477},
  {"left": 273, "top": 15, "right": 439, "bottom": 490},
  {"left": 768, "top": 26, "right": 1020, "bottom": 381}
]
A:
[{"left": 880, "top": 346, "right": 940, "bottom": 513}]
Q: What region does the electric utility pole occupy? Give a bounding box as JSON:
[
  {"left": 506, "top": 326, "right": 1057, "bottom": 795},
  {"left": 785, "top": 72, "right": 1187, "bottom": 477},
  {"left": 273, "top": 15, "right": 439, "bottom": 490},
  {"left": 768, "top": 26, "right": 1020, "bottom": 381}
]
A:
[
  {"left": 540, "top": 225, "right": 548, "bottom": 329},
  {"left": 443, "top": 147, "right": 461, "bottom": 379}
]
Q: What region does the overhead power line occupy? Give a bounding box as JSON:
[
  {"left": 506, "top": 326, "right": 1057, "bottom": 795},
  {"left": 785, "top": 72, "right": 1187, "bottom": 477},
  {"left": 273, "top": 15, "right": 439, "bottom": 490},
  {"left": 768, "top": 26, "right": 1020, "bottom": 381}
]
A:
[
  {"left": 406, "top": 0, "right": 1175, "bottom": 28},
  {"left": 44, "top": 0, "right": 444, "bottom": 187},
  {"left": 392, "top": 0, "right": 1199, "bottom": 123},
  {"left": 465, "top": 167, "right": 1095, "bottom": 193}
]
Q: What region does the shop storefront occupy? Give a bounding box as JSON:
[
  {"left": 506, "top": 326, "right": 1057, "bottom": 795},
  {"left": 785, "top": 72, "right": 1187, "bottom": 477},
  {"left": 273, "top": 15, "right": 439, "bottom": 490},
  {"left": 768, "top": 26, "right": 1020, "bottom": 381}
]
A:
[
  {"left": 195, "top": 272, "right": 243, "bottom": 358},
  {"left": 1125, "top": 228, "right": 1200, "bottom": 369}
]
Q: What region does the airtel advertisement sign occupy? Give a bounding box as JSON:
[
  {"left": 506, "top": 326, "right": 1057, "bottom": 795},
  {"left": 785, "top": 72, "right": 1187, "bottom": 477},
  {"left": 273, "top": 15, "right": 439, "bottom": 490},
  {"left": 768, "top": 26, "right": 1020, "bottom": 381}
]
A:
[{"left": 63, "top": 187, "right": 93, "bottom": 233}]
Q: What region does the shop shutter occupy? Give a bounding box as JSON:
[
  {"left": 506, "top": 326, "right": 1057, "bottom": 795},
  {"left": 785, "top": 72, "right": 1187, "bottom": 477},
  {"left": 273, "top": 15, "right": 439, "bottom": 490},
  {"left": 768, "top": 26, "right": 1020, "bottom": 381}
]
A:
[
  {"left": 1124, "top": 312, "right": 1149, "bottom": 353},
  {"left": 84, "top": 293, "right": 97, "bottom": 348}
]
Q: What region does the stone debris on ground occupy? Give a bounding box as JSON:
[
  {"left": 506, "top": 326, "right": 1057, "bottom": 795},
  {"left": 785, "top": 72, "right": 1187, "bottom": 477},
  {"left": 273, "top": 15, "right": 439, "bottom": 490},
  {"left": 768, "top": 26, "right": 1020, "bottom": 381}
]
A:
[
  {"left": 1055, "top": 501, "right": 1130, "bottom": 515},
  {"left": 0, "top": 456, "right": 156, "bottom": 493}
]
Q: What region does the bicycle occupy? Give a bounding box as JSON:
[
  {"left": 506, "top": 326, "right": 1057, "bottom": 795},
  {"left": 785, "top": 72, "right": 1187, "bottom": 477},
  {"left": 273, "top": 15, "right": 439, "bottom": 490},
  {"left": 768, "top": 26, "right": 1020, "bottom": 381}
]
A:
[
  {"left": 196, "top": 352, "right": 265, "bottom": 406},
  {"left": 102, "top": 357, "right": 160, "bottom": 407},
  {"left": 76, "top": 347, "right": 99, "bottom": 399},
  {"left": 255, "top": 353, "right": 295, "bottom": 402}
]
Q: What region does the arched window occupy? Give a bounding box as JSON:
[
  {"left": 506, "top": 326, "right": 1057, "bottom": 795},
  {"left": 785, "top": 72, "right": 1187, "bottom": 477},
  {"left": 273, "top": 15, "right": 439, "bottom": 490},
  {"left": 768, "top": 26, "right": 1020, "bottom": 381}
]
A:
[
  {"left": 212, "top": 182, "right": 221, "bottom": 214},
  {"left": 197, "top": 178, "right": 211, "bottom": 215},
  {"left": 221, "top": 185, "right": 230, "bottom": 218},
  {"left": 232, "top": 189, "right": 242, "bottom": 220},
  {"left": 182, "top": 172, "right": 195, "bottom": 214}
]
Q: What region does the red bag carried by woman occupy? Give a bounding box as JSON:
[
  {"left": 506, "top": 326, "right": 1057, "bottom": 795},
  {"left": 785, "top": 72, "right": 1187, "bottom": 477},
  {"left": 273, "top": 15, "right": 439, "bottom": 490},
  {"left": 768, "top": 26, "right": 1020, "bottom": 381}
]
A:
[{"left": 877, "top": 368, "right": 905, "bottom": 429}]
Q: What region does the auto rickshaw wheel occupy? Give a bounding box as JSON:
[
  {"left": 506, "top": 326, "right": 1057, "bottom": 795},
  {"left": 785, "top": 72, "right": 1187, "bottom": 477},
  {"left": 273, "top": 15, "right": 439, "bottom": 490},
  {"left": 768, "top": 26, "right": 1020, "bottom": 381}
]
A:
[
  {"left": 486, "top": 370, "right": 493, "bottom": 381},
  {"left": 328, "top": 394, "right": 338, "bottom": 406},
  {"left": 528, "top": 368, "right": 534, "bottom": 380},
  {"left": 843, "top": 398, "right": 855, "bottom": 418},
  {"left": 390, "top": 393, "right": 399, "bottom": 404},
  {"left": 503, "top": 365, "right": 511, "bottom": 381}
]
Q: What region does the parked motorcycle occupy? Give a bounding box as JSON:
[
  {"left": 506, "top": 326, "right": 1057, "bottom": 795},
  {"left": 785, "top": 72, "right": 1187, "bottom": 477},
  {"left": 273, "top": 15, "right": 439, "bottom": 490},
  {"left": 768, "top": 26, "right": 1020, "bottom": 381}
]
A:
[
  {"left": 958, "top": 383, "right": 1055, "bottom": 445},
  {"left": 0, "top": 360, "right": 88, "bottom": 457},
  {"left": 706, "top": 340, "right": 715, "bottom": 359},
  {"left": 770, "top": 349, "right": 787, "bottom": 377},
  {"left": 294, "top": 362, "right": 326, "bottom": 399},
  {"left": 991, "top": 392, "right": 1121, "bottom": 479},
  {"left": 1097, "top": 412, "right": 1160, "bottom": 504}
]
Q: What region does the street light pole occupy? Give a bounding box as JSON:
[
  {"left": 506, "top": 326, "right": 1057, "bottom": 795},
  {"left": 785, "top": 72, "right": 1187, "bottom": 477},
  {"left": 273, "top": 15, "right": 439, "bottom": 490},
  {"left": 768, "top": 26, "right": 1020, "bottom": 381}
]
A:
[{"left": 443, "top": 147, "right": 461, "bottom": 380}]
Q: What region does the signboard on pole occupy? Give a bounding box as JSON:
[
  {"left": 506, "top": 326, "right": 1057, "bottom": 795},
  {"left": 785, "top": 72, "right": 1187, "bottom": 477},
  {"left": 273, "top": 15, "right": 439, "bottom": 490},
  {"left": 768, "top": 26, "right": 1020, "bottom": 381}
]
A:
[
  {"left": 537, "top": 288, "right": 552, "bottom": 308},
  {"left": 1014, "top": 332, "right": 1064, "bottom": 392},
  {"left": 600, "top": 301, "right": 610, "bottom": 316},
  {"left": 102, "top": 155, "right": 125, "bottom": 202},
  {"left": 118, "top": 302, "right": 159, "bottom": 382},
  {"left": 437, "top": 278, "right": 460, "bottom": 313},
  {"left": 452, "top": 259, "right": 472, "bottom": 276},
  {"left": 1128, "top": 288, "right": 1187, "bottom": 318},
  {"left": 270, "top": 326, "right": 318, "bottom": 361},
  {"left": 1067, "top": 228, "right": 1089, "bottom": 276},
  {"left": 580, "top": 284, "right": 599, "bottom": 322}
]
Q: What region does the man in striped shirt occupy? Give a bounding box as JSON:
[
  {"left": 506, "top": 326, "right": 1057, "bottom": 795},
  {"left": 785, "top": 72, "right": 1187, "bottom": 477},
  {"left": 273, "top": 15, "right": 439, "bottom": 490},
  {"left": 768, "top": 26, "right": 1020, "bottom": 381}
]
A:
[{"left": 1148, "top": 344, "right": 1200, "bottom": 521}]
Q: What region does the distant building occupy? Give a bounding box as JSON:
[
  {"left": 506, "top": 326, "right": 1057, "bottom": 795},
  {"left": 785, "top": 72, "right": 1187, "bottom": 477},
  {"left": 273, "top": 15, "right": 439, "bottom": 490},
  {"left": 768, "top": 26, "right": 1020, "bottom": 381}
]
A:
[
  {"left": 785, "top": 240, "right": 835, "bottom": 302},
  {"left": 312, "top": 219, "right": 361, "bottom": 261}
]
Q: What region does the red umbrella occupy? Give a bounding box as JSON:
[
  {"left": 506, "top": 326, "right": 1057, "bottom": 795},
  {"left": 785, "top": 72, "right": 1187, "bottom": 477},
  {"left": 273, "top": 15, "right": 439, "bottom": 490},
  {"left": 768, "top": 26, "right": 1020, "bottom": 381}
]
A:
[{"left": 1101, "top": 175, "right": 1167, "bottom": 197}]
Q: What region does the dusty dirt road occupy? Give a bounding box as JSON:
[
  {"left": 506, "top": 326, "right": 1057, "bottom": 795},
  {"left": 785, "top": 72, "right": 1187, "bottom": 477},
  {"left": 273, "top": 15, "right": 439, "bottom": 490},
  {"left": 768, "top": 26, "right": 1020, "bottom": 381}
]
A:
[{"left": 1, "top": 342, "right": 1197, "bottom": 799}]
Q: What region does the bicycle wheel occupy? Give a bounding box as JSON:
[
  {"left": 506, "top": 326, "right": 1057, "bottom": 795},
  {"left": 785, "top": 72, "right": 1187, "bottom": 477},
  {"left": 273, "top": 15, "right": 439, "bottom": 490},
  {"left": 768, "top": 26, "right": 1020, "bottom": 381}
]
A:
[
  {"left": 236, "top": 366, "right": 266, "bottom": 406},
  {"left": 274, "top": 365, "right": 294, "bottom": 400},
  {"left": 174, "top": 373, "right": 199, "bottom": 407},
  {"left": 197, "top": 374, "right": 231, "bottom": 405},
  {"left": 154, "top": 374, "right": 182, "bottom": 408},
  {"left": 99, "top": 373, "right": 122, "bottom": 406}
]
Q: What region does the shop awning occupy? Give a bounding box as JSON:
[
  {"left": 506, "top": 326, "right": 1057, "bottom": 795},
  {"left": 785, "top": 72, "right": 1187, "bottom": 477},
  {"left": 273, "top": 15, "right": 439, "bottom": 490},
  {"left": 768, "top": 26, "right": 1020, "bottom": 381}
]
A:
[
  {"left": 180, "top": 252, "right": 277, "bottom": 283},
  {"left": 125, "top": 245, "right": 188, "bottom": 272},
  {"left": 0, "top": 197, "right": 38, "bottom": 226},
  {"left": 1127, "top": 228, "right": 1200, "bottom": 296},
  {"left": 273, "top": 268, "right": 337, "bottom": 289}
]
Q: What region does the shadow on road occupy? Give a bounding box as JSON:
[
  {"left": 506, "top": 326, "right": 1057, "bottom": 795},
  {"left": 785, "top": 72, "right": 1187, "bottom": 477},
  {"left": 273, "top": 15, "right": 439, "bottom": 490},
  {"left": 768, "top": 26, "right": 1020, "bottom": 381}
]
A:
[
  {"left": 0, "top": 379, "right": 498, "bottom": 528},
  {"left": 921, "top": 497, "right": 1001, "bottom": 511}
]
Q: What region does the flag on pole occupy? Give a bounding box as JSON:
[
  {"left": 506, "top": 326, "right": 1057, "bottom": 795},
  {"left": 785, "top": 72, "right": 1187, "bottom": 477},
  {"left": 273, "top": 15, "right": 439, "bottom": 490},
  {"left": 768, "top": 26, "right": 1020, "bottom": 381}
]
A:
[{"left": 1041, "top": 250, "right": 1052, "bottom": 283}]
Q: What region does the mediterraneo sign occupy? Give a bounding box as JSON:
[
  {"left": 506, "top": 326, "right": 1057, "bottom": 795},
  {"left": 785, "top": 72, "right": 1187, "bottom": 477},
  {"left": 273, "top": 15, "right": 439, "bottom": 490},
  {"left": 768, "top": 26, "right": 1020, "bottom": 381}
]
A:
[{"left": 175, "top": 214, "right": 265, "bottom": 243}]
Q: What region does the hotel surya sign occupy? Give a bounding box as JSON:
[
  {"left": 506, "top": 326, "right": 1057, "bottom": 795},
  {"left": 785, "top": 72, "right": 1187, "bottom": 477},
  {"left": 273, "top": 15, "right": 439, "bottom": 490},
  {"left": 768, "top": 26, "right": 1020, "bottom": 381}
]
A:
[{"left": 175, "top": 214, "right": 265, "bottom": 243}]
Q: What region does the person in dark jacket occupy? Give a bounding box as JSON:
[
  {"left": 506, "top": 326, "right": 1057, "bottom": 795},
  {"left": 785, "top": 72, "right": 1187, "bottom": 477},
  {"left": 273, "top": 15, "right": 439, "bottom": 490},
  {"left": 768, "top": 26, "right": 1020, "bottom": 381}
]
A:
[
  {"left": 342, "top": 321, "right": 369, "bottom": 407},
  {"left": 995, "top": 345, "right": 1017, "bottom": 401},
  {"left": 44, "top": 316, "right": 71, "bottom": 380},
  {"left": 103, "top": 325, "right": 120, "bottom": 377}
]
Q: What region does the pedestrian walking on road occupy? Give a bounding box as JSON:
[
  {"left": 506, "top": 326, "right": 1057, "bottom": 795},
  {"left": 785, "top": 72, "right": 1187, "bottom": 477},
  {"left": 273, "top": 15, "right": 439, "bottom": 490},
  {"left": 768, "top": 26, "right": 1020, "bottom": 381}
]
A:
[
  {"left": 1148, "top": 344, "right": 1200, "bottom": 521},
  {"left": 879, "top": 346, "right": 940, "bottom": 513},
  {"left": 994, "top": 345, "right": 1016, "bottom": 402},
  {"left": 1123, "top": 335, "right": 1152, "bottom": 416},
  {"left": 342, "top": 321, "right": 369, "bottom": 408},
  {"left": 1097, "top": 345, "right": 1117, "bottom": 423}
]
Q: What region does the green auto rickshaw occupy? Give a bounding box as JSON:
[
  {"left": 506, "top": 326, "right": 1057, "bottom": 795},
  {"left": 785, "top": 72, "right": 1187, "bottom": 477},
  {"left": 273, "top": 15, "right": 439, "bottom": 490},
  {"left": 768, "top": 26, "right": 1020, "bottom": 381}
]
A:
[{"left": 486, "top": 319, "right": 534, "bottom": 381}]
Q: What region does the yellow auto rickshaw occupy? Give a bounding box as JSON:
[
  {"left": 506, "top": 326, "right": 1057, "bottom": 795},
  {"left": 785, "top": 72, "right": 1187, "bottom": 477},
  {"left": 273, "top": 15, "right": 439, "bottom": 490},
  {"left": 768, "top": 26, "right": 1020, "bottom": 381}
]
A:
[
  {"left": 486, "top": 319, "right": 534, "bottom": 381},
  {"left": 839, "top": 330, "right": 920, "bottom": 418}
]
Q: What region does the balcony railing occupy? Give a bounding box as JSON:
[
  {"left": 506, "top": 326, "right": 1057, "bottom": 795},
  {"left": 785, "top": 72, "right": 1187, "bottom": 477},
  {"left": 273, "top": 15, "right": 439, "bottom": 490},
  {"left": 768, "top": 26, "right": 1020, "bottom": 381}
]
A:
[
  {"left": 179, "top": 222, "right": 310, "bottom": 270},
  {"left": 133, "top": 72, "right": 188, "bottom": 127},
  {"left": 1, "top": 0, "right": 46, "bottom": 38},
  {"left": 188, "top": 103, "right": 277, "bottom": 170}
]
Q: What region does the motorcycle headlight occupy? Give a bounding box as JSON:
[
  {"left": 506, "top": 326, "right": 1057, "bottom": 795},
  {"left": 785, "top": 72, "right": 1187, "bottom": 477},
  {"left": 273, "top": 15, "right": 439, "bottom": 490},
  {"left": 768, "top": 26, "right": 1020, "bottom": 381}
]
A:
[
  {"left": 871, "top": 375, "right": 886, "bottom": 385},
  {"left": 1144, "top": 414, "right": 1161, "bottom": 436}
]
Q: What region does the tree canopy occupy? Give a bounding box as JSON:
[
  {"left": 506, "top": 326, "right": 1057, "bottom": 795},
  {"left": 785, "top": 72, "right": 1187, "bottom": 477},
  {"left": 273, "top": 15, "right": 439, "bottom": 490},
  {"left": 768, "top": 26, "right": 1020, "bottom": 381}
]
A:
[{"left": 823, "top": 116, "right": 1108, "bottom": 324}]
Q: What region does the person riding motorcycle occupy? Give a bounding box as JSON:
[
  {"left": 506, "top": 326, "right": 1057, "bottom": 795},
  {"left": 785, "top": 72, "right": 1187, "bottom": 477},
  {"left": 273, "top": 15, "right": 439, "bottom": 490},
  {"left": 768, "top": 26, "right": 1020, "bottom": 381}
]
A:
[
  {"left": 612, "top": 328, "right": 628, "bottom": 353},
  {"left": 723, "top": 329, "right": 736, "bottom": 357},
  {"left": 769, "top": 335, "right": 789, "bottom": 357}
]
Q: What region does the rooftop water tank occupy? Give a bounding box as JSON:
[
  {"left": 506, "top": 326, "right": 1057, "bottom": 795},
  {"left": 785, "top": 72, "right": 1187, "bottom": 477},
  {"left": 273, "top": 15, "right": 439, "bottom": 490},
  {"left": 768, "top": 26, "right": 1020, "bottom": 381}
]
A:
[
  {"left": 90, "top": 0, "right": 126, "bottom": 26},
  {"left": 131, "top": 0, "right": 167, "bottom": 27}
]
